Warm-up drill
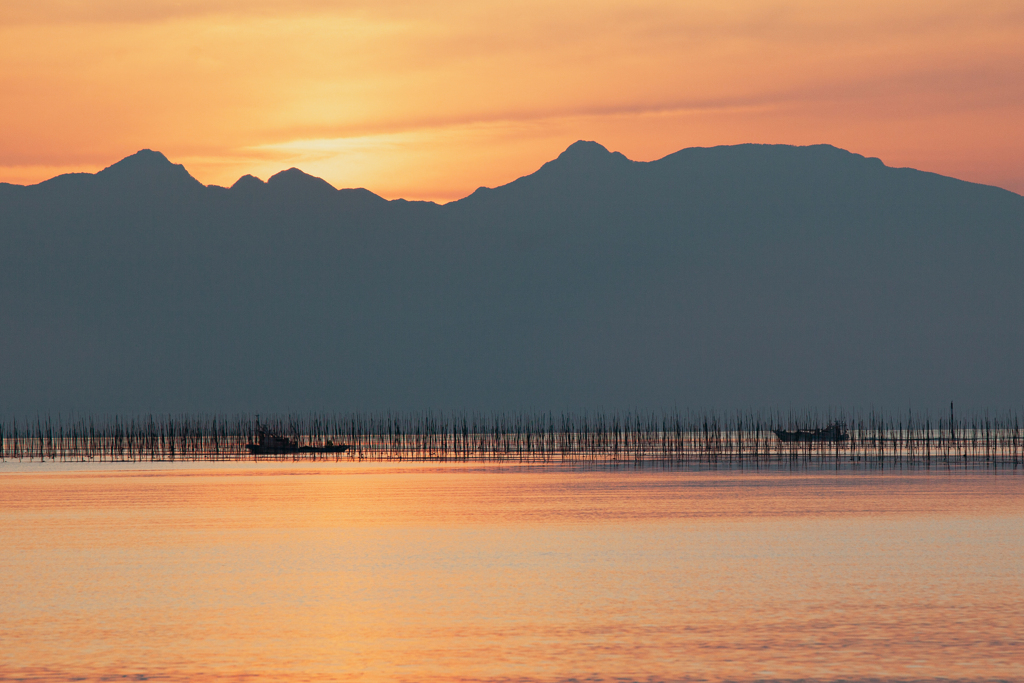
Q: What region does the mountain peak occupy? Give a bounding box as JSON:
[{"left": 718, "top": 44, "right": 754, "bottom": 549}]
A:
[
  {"left": 456, "top": 140, "right": 635, "bottom": 204},
  {"left": 559, "top": 140, "right": 611, "bottom": 157},
  {"left": 548, "top": 140, "right": 632, "bottom": 169},
  {"left": 231, "top": 174, "right": 265, "bottom": 191},
  {"left": 100, "top": 149, "right": 171, "bottom": 173},
  {"left": 265, "top": 168, "right": 337, "bottom": 199},
  {"left": 96, "top": 149, "right": 203, "bottom": 190},
  {"left": 120, "top": 148, "right": 171, "bottom": 165}
]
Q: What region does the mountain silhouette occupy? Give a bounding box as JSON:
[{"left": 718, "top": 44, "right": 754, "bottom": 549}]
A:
[
  {"left": 265, "top": 167, "right": 338, "bottom": 199},
  {"left": 96, "top": 149, "right": 202, "bottom": 187},
  {"left": 229, "top": 174, "right": 265, "bottom": 192},
  {"left": 1, "top": 142, "right": 1021, "bottom": 415}
]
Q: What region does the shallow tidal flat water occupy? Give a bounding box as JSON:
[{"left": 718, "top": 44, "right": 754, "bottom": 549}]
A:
[{"left": 1, "top": 462, "right": 1021, "bottom": 683}]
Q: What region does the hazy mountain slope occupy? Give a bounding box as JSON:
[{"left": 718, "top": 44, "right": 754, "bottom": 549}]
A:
[{"left": 1, "top": 143, "right": 1021, "bottom": 414}]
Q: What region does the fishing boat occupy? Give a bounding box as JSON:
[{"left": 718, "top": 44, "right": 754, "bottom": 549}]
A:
[
  {"left": 772, "top": 422, "right": 849, "bottom": 443},
  {"left": 245, "top": 429, "right": 349, "bottom": 455}
]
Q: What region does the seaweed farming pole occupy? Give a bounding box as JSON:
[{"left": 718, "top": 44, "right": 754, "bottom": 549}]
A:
[{"left": 1, "top": 410, "right": 1023, "bottom": 465}]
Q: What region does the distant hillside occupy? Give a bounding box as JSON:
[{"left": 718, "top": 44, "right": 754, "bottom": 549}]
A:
[{"left": 1, "top": 142, "right": 1022, "bottom": 414}]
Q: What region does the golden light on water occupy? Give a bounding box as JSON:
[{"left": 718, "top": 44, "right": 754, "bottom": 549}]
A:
[
  {"left": 2, "top": 0, "right": 1023, "bottom": 199},
  {"left": 2, "top": 464, "right": 1023, "bottom": 681}
]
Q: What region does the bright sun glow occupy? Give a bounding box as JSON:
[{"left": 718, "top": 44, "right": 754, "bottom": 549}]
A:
[{"left": 2, "top": 0, "right": 1022, "bottom": 200}]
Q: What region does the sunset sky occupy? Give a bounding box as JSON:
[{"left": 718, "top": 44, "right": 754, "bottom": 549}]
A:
[{"left": 2, "top": 0, "right": 1022, "bottom": 201}]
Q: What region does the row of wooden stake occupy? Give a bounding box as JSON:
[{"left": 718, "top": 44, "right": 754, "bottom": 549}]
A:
[{"left": 1, "top": 410, "right": 1021, "bottom": 465}]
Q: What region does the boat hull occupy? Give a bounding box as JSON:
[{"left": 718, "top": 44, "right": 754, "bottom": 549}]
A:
[
  {"left": 245, "top": 444, "right": 350, "bottom": 455},
  {"left": 772, "top": 428, "right": 849, "bottom": 443}
]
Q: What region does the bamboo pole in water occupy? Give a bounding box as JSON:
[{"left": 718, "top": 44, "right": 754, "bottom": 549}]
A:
[{"left": 1, "top": 409, "right": 1022, "bottom": 467}]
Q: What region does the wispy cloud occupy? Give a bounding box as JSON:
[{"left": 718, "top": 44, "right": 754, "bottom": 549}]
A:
[{"left": 2, "top": 0, "right": 1022, "bottom": 197}]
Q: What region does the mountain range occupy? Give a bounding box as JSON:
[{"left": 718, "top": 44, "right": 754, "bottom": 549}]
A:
[{"left": 2, "top": 141, "right": 1022, "bottom": 415}]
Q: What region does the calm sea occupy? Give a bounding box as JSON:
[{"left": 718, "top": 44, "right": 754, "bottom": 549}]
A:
[{"left": 1, "top": 462, "right": 1021, "bottom": 682}]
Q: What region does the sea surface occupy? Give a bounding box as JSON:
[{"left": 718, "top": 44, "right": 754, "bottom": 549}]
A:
[{"left": 1, "top": 461, "right": 1022, "bottom": 682}]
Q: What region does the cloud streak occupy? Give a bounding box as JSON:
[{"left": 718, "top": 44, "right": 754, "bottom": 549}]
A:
[{"left": 2, "top": 0, "right": 1022, "bottom": 198}]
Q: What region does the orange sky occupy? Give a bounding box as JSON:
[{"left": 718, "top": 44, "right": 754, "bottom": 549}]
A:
[{"left": 2, "top": 0, "right": 1022, "bottom": 201}]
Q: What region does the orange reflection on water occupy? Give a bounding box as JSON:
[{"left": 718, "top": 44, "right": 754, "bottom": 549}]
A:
[{"left": 1, "top": 463, "right": 1022, "bottom": 682}]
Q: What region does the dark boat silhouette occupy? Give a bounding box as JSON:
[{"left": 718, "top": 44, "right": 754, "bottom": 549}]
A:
[
  {"left": 772, "top": 422, "right": 849, "bottom": 443},
  {"left": 245, "top": 428, "right": 350, "bottom": 455}
]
